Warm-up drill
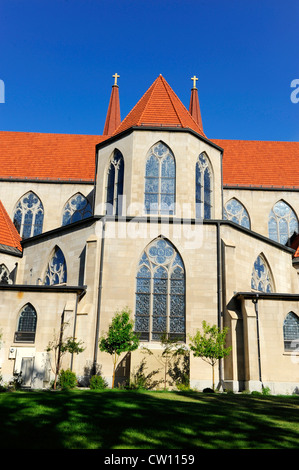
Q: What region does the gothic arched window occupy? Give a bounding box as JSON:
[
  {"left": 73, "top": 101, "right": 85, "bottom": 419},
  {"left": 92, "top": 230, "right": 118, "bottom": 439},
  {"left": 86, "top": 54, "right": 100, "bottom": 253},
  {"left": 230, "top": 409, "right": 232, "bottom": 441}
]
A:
[
  {"left": 15, "top": 303, "right": 37, "bottom": 343},
  {"left": 283, "top": 312, "right": 299, "bottom": 351},
  {"left": 105, "top": 150, "right": 124, "bottom": 216},
  {"left": 144, "top": 142, "right": 175, "bottom": 215},
  {"left": 13, "top": 192, "right": 44, "bottom": 239},
  {"left": 196, "top": 153, "right": 212, "bottom": 219},
  {"left": 0, "top": 264, "right": 12, "bottom": 284},
  {"left": 224, "top": 198, "right": 250, "bottom": 229},
  {"left": 268, "top": 200, "right": 298, "bottom": 245},
  {"left": 251, "top": 254, "right": 273, "bottom": 293},
  {"left": 44, "top": 247, "right": 67, "bottom": 285},
  {"left": 62, "top": 193, "right": 92, "bottom": 226},
  {"left": 135, "top": 238, "right": 185, "bottom": 341}
]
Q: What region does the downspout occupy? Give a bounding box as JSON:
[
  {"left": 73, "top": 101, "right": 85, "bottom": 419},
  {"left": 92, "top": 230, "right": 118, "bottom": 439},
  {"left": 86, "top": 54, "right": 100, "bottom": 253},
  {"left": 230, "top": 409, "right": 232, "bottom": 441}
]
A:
[
  {"left": 70, "top": 291, "right": 79, "bottom": 371},
  {"left": 216, "top": 222, "right": 223, "bottom": 387},
  {"left": 252, "top": 294, "right": 263, "bottom": 386},
  {"left": 92, "top": 217, "right": 106, "bottom": 375}
]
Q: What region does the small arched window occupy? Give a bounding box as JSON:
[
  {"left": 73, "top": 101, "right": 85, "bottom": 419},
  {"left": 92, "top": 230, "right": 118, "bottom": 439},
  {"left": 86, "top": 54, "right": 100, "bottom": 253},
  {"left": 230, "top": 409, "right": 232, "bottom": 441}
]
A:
[
  {"left": 13, "top": 192, "right": 44, "bottom": 239},
  {"left": 0, "top": 264, "right": 12, "bottom": 284},
  {"left": 268, "top": 200, "right": 298, "bottom": 245},
  {"left": 15, "top": 303, "right": 37, "bottom": 343},
  {"left": 196, "top": 153, "right": 212, "bottom": 219},
  {"left": 62, "top": 193, "right": 92, "bottom": 226},
  {"left": 105, "top": 150, "right": 124, "bottom": 216},
  {"left": 283, "top": 312, "right": 299, "bottom": 351},
  {"left": 223, "top": 198, "right": 250, "bottom": 229},
  {"left": 135, "top": 238, "right": 185, "bottom": 342},
  {"left": 144, "top": 142, "right": 175, "bottom": 215},
  {"left": 251, "top": 254, "right": 273, "bottom": 293},
  {"left": 44, "top": 247, "right": 67, "bottom": 285}
]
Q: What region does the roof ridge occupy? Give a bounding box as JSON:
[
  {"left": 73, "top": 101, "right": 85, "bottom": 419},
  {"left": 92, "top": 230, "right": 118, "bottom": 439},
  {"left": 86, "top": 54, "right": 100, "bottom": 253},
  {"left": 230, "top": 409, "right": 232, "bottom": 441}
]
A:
[{"left": 160, "top": 75, "right": 183, "bottom": 127}]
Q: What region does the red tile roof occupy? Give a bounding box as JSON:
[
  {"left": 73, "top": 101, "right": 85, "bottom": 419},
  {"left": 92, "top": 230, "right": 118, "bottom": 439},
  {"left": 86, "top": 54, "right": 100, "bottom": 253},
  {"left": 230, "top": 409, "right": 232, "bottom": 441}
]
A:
[
  {"left": 0, "top": 131, "right": 107, "bottom": 181},
  {"left": 0, "top": 200, "right": 22, "bottom": 252},
  {"left": 103, "top": 85, "right": 121, "bottom": 136},
  {"left": 213, "top": 139, "right": 299, "bottom": 189},
  {"left": 113, "top": 75, "right": 206, "bottom": 137}
]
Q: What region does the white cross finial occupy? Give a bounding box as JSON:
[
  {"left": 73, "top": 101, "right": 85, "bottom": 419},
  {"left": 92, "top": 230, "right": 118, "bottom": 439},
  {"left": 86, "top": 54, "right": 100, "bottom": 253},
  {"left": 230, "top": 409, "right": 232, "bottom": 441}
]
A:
[
  {"left": 113, "top": 73, "right": 120, "bottom": 86},
  {"left": 191, "top": 75, "right": 198, "bottom": 89}
]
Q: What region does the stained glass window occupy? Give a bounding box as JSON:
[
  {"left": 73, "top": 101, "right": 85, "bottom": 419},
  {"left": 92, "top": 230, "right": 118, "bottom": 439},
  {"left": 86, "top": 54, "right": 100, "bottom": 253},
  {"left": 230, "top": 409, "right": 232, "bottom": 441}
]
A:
[
  {"left": 283, "top": 312, "right": 299, "bottom": 351},
  {"left": 13, "top": 192, "right": 44, "bottom": 239},
  {"left": 135, "top": 238, "right": 185, "bottom": 341},
  {"left": 44, "top": 247, "right": 67, "bottom": 285},
  {"left": 105, "top": 150, "right": 124, "bottom": 215},
  {"left": 268, "top": 200, "right": 298, "bottom": 245},
  {"left": 196, "top": 153, "right": 212, "bottom": 219},
  {"left": 144, "top": 142, "right": 175, "bottom": 215},
  {"left": 62, "top": 193, "right": 92, "bottom": 226},
  {"left": 251, "top": 255, "right": 273, "bottom": 293},
  {"left": 18, "top": 303, "right": 37, "bottom": 332},
  {"left": 224, "top": 198, "right": 250, "bottom": 229},
  {"left": 15, "top": 303, "right": 37, "bottom": 343},
  {"left": 0, "top": 264, "right": 11, "bottom": 284}
]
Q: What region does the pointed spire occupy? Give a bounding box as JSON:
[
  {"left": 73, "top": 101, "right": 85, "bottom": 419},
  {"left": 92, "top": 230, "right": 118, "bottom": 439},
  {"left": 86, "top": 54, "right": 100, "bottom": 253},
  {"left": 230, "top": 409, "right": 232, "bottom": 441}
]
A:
[
  {"left": 189, "top": 75, "right": 203, "bottom": 131},
  {"left": 103, "top": 74, "right": 121, "bottom": 135},
  {"left": 113, "top": 74, "right": 206, "bottom": 137}
]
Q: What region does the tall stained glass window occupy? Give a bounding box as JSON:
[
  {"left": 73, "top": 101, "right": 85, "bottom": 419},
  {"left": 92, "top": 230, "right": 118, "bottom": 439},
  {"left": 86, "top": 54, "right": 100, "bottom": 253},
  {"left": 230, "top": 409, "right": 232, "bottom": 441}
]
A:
[
  {"left": 196, "top": 153, "right": 212, "bottom": 219},
  {"left": 105, "top": 150, "right": 124, "bottom": 216},
  {"left": 251, "top": 254, "right": 273, "bottom": 293},
  {"left": 224, "top": 198, "right": 250, "bottom": 229},
  {"left": 44, "top": 247, "right": 67, "bottom": 285},
  {"left": 62, "top": 193, "right": 92, "bottom": 226},
  {"left": 268, "top": 200, "right": 298, "bottom": 245},
  {"left": 283, "top": 312, "right": 299, "bottom": 351},
  {"left": 13, "top": 192, "right": 44, "bottom": 239},
  {"left": 144, "top": 142, "right": 175, "bottom": 215},
  {"left": 135, "top": 238, "right": 185, "bottom": 341}
]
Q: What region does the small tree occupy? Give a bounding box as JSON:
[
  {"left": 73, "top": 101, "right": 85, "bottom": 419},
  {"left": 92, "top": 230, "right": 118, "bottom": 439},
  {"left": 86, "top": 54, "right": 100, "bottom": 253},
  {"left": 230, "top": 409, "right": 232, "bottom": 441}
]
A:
[
  {"left": 99, "top": 308, "right": 139, "bottom": 388},
  {"left": 189, "top": 321, "right": 231, "bottom": 391},
  {"left": 47, "top": 318, "right": 85, "bottom": 390},
  {"left": 158, "top": 333, "right": 188, "bottom": 390}
]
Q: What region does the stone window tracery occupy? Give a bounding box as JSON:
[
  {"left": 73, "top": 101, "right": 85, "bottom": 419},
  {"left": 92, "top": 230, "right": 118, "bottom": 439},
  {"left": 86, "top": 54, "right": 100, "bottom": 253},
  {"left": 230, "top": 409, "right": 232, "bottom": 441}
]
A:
[
  {"left": 268, "top": 200, "right": 298, "bottom": 245},
  {"left": 106, "top": 150, "right": 124, "bottom": 215},
  {"left": 44, "top": 247, "right": 67, "bottom": 285},
  {"left": 196, "top": 153, "right": 212, "bottom": 219},
  {"left": 224, "top": 198, "right": 250, "bottom": 229},
  {"left": 144, "top": 142, "right": 175, "bottom": 215},
  {"left": 62, "top": 193, "right": 92, "bottom": 226},
  {"left": 135, "top": 238, "right": 185, "bottom": 341},
  {"left": 13, "top": 192, "right": 44, "bottom": 239}
]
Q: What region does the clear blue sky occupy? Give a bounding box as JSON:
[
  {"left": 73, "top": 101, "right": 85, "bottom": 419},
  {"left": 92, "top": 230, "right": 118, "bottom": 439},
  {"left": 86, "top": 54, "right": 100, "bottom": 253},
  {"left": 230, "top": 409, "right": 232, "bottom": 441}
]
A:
[{"left": 0, "top": 0, "right": 298, "bottom": 141}]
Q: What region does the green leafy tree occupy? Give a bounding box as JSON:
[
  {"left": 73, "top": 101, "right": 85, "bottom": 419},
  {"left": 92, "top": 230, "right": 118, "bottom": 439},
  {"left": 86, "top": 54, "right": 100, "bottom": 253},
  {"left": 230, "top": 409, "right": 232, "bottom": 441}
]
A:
[
  {"left": 189, "top": 321, "right": 232, "bottom": 391},
  {"left": 99, "top": 308, "right": 140, "bottom": 388}
]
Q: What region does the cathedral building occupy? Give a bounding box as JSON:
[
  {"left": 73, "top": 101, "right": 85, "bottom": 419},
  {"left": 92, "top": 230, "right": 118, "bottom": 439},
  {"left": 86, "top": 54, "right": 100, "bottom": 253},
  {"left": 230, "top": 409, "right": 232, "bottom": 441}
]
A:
[{"left": 0, "top": 74, "right": 299, "bottom": 393}]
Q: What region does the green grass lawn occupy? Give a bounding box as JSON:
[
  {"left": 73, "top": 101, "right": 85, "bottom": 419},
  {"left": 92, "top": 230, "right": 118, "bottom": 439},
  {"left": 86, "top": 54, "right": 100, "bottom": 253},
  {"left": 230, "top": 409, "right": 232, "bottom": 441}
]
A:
[{"left": 0, "top": 389, "right": 298, "bottom": 449}]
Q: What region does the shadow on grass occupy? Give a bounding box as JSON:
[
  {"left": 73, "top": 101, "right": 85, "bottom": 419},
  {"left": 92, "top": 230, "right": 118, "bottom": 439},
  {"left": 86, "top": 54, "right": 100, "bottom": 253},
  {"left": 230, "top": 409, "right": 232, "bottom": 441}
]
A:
[{"left": 0, "top": 389, "right": 299, "bottom": 449}]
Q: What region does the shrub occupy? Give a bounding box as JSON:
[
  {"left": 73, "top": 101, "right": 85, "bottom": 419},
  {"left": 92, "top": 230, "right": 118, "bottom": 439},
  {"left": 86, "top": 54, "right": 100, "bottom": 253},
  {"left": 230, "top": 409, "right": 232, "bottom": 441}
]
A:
[
  {"left": 89, "top": 374, "right": 108, "bottom": 390},
  {"left": 59, "top": 369, "right": 77, "bottom": 390}
]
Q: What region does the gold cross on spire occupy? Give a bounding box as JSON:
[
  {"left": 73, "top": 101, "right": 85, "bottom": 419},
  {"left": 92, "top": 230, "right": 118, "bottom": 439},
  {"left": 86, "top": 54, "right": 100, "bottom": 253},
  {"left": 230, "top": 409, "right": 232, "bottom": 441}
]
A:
[
  {"left": 191, "top": 75, "right": 198, "bottom": 89},
  {"left": 113, "top": 73, "right": 120, "bottom": 86}
]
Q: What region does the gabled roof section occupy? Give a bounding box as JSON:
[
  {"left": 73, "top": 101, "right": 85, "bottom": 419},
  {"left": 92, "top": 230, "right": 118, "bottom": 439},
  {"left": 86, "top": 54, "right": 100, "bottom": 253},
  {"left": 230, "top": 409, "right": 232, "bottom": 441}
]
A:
[
  {"left": 0, "top": 131, "right": 108, "bottom": 182},
  {"left": 0, "top": 200, "right": 22, "bottom": 252},
  {"left": 213, "top": 139, "right": 299, "bottom": 189},
  {"left": 113, "top": 75, "right": 206, "bottom": 137}
]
